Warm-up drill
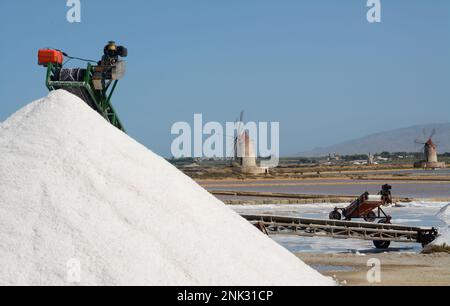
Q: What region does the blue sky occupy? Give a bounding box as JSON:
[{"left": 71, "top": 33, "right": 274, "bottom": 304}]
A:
[{"left": 0, "top": 0, "right": 449, "bottom": 156}]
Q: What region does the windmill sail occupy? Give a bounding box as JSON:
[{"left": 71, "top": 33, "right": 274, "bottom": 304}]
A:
[{"left": 233, "top": 110, "right": 245, "bottom": 164}]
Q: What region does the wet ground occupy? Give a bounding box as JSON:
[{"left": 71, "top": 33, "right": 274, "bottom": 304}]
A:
[{"left": 298, "top": 252, "right": 450, "bottom": 286}]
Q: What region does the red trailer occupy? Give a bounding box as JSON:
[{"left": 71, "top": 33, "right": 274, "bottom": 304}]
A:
[{"left": 329, "top": 184, "right": 393, "bottom": 223}]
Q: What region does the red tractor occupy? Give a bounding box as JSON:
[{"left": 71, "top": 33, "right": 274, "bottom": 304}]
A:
[{"left": 329, "top": 184, "right": 393, "bottom": 224}]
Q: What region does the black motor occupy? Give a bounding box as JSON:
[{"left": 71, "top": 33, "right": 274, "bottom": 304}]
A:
[
  {"left": 100, "top": 41, "right": 128, "bottom": 66},
  {"left": 380, "top": 184, "right": 393, "bottom": 204}
]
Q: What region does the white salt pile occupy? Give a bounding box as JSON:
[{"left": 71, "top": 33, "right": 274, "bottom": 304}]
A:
[
  {"left": 432, "top": 204, "right": 450, "bottom": 246},
  {"left": 0, "top": 90, "right": 334, "bottom": 286}
]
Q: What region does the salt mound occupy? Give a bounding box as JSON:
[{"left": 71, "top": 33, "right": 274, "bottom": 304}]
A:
[
  {"left": 437, "top": 204, "right": 450, "bottom": 221},
  {"left": 432, "top": 204, "right": 450, "bottom": 246},
  {"left": 0, "top": 90, "right": 333, "bottom": 286}
]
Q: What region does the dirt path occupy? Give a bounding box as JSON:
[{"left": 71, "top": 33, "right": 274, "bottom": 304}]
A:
[{"left": 298, "top": 252, "right": 450, "bottom": 286}]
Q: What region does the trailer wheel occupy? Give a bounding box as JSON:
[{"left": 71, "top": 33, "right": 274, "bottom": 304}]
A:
[
  {"left": 420, "top": 233, "right": 437, "bottom": 248},
  {"left": 329, "top": 211, "right": 342, "bottom": 220},
  {"left": 373, "top": 219, "right": 392, "bottom": 249},
  {"left": 373, "top": 240, "right": 391, "bottom": 249}
]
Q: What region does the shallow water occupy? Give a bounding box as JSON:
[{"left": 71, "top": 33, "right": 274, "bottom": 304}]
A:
[{"left": 210, "top": 179, "right": 450, "bottom": 199}]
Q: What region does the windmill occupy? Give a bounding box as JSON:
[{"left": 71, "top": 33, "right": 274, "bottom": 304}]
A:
[
  {"left": 414, "top": 129, "right": 446, "bottom": 169},
  {"left": 368, "top": 153, "right": 375, "bottom": 165},
  {"left": 230, "top": 110, "right": 267, "bottom": 174}
]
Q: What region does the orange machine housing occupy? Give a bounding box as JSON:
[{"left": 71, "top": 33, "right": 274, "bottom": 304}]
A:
[{"left": 38, "top": 49, "right": 64, "bottom": 66}]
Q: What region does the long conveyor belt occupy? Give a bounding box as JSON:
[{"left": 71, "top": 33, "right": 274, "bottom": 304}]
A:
[{"left": 241, "top": 214, "right": 438, "bottom": 248}]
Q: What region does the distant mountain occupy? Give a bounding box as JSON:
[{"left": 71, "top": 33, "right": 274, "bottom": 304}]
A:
[{"left": 298, "top": 123, "right": 450, "bottom": 157}]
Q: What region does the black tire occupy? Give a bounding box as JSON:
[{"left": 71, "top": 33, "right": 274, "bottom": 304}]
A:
[
  {"left": 420, "top": 233, "right": 437, "bottom": 248},
  {"left": 373, "top": 219, "right": 391, "bottom": 249},
  {"left": 373, "top": 240, "right": 391, "bottom": 249},
  {"left": 329, "top": 211, "right": 342, "bottom": 220},
  {"left": 364, "top": 211, "right": 377, "bottom": 222}
]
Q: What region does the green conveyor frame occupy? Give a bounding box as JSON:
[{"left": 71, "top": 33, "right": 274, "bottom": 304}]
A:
[{"left": 45, "top": 63, "right": 125, "bottom": 132}]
